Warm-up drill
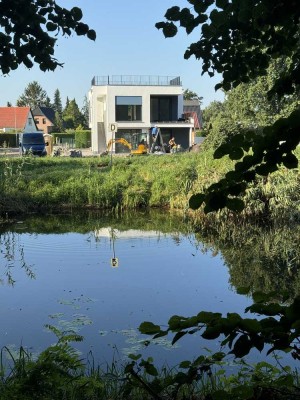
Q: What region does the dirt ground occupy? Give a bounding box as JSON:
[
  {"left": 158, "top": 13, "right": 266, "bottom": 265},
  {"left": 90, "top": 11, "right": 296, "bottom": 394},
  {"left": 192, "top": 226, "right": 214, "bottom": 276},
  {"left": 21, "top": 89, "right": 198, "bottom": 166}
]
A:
[{"left": 0, "top": 147, "right": 94, "bottom": 158}]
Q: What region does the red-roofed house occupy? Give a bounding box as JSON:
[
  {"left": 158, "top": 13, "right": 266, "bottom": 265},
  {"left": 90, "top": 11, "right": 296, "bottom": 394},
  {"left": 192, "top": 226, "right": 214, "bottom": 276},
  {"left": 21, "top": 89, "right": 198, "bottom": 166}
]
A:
[{"left": 0, "top": 107, "right": 37, "bottom": 133}]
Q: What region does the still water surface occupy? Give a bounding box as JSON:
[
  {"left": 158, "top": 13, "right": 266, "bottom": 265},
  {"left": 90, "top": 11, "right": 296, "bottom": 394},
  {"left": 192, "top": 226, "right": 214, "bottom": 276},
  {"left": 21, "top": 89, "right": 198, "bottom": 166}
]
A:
[{"left": 0, "top": 211, "right": 296, "bottom": 367}]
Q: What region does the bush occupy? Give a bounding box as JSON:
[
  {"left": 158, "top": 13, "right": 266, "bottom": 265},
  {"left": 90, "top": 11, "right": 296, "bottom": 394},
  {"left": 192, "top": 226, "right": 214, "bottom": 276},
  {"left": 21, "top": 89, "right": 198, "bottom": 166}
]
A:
[{"left": 75, "top": 130, "right": 91, "bottom": 148}]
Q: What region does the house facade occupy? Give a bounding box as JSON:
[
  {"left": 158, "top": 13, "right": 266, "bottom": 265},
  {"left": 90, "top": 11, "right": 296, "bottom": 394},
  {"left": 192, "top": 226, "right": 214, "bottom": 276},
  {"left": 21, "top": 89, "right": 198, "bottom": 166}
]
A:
[
  {"left": 32, "top": 106, "right": 55, "bottom": 134},
  {"left": 0, "top": 107, "right": 37, "bottom": 133},
  {"left": 88, "top": 75, "right": 194, "bottom": 154}
]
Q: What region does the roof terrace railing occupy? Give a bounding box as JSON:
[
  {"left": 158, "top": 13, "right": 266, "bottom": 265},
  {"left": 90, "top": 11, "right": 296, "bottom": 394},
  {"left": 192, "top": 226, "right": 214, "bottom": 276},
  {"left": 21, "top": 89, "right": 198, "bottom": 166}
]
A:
[{"left": 91, "top": 75, "right": 181, "bottom": 86}]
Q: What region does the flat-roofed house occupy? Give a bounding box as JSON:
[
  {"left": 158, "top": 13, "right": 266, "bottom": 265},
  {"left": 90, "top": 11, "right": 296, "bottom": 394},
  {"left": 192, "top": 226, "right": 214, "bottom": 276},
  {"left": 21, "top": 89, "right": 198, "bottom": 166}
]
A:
[{"left": 88, "top": 75, "right": 194, "bottom": 154}]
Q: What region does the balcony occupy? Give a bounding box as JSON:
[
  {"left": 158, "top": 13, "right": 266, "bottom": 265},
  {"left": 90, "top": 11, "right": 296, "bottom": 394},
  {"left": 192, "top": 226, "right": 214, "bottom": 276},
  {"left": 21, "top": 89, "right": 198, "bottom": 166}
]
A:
[{"left": 91, "top": 75, "right": 181, "bottom": 86}]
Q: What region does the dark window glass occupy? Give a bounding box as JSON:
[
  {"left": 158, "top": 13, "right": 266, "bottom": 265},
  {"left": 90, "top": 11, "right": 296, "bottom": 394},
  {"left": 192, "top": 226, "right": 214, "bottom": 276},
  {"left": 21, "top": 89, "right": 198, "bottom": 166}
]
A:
[
  {"left": 150, "top": 97, "right": 172, "bottom": 122},
  {"left": 22, "top": 134, "right": 45, "bottom": 144},
  {"left": 115, "top": 96, "right": 142, "bottom": 121}
]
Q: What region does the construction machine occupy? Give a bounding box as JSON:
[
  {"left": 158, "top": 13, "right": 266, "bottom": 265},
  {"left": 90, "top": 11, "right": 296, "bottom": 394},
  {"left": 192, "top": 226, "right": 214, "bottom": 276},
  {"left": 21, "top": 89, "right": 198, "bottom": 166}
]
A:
[{"left": 107, "top": 137, "right": 147, "bottom": 155}]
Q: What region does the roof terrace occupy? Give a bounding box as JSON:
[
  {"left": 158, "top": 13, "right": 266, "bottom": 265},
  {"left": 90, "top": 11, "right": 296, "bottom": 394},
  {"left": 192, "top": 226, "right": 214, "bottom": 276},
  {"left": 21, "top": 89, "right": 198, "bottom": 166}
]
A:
[{"left": 91, "top": 75, "right": 181, "bottom": 86}]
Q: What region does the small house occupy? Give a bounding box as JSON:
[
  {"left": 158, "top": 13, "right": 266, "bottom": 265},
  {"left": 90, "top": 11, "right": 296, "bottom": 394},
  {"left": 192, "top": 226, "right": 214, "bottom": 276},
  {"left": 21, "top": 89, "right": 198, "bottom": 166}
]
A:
[
  {"left": 0, "top": 107, "right": 37, "bottom": 133},
  {"left": 32, "top": 106, "right": 56, "bottom": 134}
]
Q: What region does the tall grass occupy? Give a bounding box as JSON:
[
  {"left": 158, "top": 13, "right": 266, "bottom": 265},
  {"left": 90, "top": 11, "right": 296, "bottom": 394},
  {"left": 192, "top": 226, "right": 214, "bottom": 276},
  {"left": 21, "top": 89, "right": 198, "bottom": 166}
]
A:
[{"left": 0, "top": 149, "right": 299, "bottom": 223}]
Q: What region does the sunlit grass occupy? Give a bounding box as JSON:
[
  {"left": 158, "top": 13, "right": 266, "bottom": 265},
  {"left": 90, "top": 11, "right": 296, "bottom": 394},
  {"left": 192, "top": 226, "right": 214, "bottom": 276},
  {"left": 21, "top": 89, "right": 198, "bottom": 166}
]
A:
[{"left": 0, "top": 148, "right": 299, "bottom": 222}]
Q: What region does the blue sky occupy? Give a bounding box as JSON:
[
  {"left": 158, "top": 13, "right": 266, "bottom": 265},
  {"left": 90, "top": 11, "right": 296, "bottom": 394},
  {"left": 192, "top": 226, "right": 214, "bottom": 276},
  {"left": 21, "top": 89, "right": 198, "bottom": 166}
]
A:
[{"left": 0, "top": 0, "right": 224, "bottom": 109}]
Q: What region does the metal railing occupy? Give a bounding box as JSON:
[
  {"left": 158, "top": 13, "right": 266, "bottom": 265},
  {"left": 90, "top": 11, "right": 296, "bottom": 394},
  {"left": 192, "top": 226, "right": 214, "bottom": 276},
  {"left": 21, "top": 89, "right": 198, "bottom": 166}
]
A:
[{"left": 91, "top": 75, "right": 181, "bottom": 86}]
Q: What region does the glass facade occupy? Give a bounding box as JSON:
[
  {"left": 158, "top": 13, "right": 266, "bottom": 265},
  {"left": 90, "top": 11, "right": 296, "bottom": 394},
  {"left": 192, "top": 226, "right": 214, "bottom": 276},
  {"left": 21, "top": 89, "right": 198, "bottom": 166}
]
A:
[
  {"left": 115, "top": 96, "right": 142, "bottom": 121},
  {"left": 150, "top": 96, "right": 172, "bottom": 122}
]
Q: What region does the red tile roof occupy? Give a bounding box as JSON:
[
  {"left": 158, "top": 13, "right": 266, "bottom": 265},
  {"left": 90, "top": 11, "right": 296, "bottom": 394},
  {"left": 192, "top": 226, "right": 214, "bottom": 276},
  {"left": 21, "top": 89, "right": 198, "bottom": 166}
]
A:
[{"left": 0, "top": 107, "right": 31, "bottom": 129}]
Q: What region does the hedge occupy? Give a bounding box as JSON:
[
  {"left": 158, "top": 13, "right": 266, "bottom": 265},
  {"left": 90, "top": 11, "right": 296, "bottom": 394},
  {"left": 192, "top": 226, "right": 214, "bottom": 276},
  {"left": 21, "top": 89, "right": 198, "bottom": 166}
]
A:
[{"left": 52, "top": 130, "right": 91, "bottom": 148}]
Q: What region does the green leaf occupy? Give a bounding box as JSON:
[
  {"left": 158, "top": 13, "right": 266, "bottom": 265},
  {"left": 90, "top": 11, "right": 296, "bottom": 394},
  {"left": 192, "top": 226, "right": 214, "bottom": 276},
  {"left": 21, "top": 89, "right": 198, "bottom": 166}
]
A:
[
  {"left": 210, "top": 9, "right": 225, "bottom": 27},
  {"left": 139, "top": 321, "right": 161, "bottom": 335},
  {"left": 226, "top": 198, "right": 244, "bottom": 212},
  {"left": 230, "top": 334, "right": 252, "bottom": 358},
  {"left": 207, "top": 192, "right": 227, "bottom": 211},
  {"left": 282, "top": 153, "right": 298, "bottom": 169},
  {"left": 164, "top": 6, "right": 181, "bottom": 21},
  {"left": 46, "top": 22, "right": 57, "bottom": 31},
  {"left": 216, "top": 0, "right": 229, "bottom": 9},
  {"left": 168, "top": 315, "right": 186, "bottom": 330},
  {"left": 172, "top": 331, "right": 187, "bottom": 345},
  {"left": 214, "top": 143, "right": 231, "bottom": 159},
  {"left": 239, "top": 319, "right": 261, "bottom": 334},
  {"left": 87, "top": 29, "right": 96, "bottom": 41},
  {"left": 197, "top": 311, "right": 222, "bottom": 323},
  {"left": 144, "top": 363, "right": 158, "bottom": 376},
  {"left": 179, "top": 360, "right": 191, "bottom": 369},
  {"left": 71, "top": 7, "right": 83, "bottom": 21},
  {"left": 229, "top": 147, "right": 244, "bottom": 160},
  {"left": 75, "top": 22, "right": 89, "bottom": 36},
  {"left": 128, "top": 353, "right": 141, "bottom": 361},
  {"left": 202, "top": 326, "right": 222, "bottom": 340},
  {"left": 162, "top": 22, "right": 178, "bottom": 37},
  {"left": 189, "top": 193, "right": 205, "bottom": 209}
]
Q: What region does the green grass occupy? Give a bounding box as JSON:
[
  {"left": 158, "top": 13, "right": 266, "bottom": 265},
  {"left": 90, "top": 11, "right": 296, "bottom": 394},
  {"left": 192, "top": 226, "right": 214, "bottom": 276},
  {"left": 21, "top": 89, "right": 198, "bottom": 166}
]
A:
[{"left": 0, "top": 149, "right": 299, "bottom": 222}]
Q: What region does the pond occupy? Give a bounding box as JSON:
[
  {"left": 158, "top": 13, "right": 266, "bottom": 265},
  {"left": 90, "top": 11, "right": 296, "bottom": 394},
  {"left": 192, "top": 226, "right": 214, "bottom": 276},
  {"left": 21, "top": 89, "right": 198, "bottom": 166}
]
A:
[{"left": 0, "top": 210, "right": 299, "bottom": 368}]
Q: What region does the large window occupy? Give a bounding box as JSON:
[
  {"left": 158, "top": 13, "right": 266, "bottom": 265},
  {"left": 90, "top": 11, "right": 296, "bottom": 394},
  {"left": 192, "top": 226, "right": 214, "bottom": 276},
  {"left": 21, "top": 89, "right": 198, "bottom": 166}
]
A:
[
  {"left": 150, "top": 96, "right": 172, "bottom": 122},
  {"left": 115, "top": 96, "right": 142, "bottom": 121}
]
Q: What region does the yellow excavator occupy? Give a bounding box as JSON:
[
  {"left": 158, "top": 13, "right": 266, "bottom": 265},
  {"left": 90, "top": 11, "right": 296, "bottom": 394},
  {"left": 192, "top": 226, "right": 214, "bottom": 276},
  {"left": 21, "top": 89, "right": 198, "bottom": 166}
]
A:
[{"left": 107, "top": 138, "right": 148, "bottom": 155}]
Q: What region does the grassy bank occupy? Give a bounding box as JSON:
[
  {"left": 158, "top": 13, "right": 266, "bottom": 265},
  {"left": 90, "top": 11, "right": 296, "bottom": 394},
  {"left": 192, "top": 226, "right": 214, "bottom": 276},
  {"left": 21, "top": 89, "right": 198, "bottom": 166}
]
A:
[{"left": 0, "top": 149, "right": 299, "bottom": 222}]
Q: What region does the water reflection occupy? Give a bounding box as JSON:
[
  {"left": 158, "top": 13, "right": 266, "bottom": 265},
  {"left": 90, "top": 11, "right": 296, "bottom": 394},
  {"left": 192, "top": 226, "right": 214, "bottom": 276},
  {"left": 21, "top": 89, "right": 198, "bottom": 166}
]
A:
[
  {"left": 0, "top": 210, "right": 299, "bottom": 365},
  {"left": 192, "top": 220, "right": 300, "bottom": 301},
  {"left": 0, "top": 231, "right": 35, "bottom": 286}
]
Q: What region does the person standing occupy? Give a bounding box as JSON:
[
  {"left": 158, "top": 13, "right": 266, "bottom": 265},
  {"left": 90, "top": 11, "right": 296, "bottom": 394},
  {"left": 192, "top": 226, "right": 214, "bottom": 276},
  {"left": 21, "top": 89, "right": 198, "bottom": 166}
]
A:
[{"left": 169, "top": 137, "right": 176, "bottom": 153}]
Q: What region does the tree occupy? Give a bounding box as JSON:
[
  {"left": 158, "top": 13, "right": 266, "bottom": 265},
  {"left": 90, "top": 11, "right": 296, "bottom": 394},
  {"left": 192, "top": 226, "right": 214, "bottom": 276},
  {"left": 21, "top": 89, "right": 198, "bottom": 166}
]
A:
[
  {"left": 201, "top": 100, "right": 225, "bottom": 129},
  {"left": 183, "top": 88, "right": 199, "bottom": 100},
  {"left": 157, "top": 1, "right": 300, "bottom": 213},
  {"left": 202, "top": 58, "right": 300, "bottom": 150},
  {"left": 81, "top": 95, "right": 89, "bottom": 129},
  {"left": 0, "top": 0, "right": 96, "bottom": 75},
  {"left": 54, "top": 111, "right": 64, "bottom": 132},
  {"left": 53, "top": 89, "right": 63, "bottom": 115},
  {"left": 16, "top": 81, "right": 49, "bottom": 108},
  {"left": 63, "top": 98, "right": 84, "bottom": 129}
]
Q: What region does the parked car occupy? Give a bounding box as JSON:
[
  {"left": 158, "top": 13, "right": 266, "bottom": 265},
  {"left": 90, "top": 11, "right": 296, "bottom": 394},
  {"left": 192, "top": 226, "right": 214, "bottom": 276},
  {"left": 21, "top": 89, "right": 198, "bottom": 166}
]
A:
[{"left": 19, "top": 132, "right": 48, "bottom": 156}]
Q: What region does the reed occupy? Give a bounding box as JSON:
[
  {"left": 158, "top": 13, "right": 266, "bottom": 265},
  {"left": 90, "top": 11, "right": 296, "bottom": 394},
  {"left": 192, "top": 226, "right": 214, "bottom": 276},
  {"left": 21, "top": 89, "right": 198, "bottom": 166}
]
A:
[{"left": 0, "top": 149, "right": 299, "bottom": 223}]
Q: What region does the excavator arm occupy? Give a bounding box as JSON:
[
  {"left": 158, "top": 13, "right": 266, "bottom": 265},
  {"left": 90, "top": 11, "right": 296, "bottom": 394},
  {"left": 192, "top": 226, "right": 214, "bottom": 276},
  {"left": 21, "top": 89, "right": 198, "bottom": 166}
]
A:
[{"left": 107, "top": 138, "right": 132, "bottom": 151}]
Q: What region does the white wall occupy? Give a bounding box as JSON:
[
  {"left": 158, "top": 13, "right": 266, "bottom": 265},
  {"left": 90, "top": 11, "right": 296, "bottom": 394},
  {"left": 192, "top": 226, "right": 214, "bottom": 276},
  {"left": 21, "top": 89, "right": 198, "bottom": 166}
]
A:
[{"left": 89, "top": 84, "right": 183, "bottom": 153}]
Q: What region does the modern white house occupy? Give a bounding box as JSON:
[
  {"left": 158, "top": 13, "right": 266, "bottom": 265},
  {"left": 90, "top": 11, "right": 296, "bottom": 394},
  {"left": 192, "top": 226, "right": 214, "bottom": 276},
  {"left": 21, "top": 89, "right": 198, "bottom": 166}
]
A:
[{"left": 88, "top": 75, "right": 195, "bottom": 154}]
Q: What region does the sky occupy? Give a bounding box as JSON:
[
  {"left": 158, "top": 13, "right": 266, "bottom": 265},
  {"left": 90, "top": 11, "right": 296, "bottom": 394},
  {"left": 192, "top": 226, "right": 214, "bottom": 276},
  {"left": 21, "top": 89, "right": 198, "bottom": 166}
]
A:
[{"left": 0, "top": 0, "right": 224, "bottom": 109}]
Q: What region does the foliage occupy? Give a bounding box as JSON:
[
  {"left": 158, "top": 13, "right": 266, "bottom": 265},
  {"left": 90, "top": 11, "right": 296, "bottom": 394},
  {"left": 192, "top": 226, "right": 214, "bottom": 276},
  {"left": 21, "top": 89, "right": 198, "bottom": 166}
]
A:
[
  {"left": 63, "top": 98, "right": 85, "bottom": 129},
  {"left": 54, "top": 111, "right": 64, "bottom": 133},
  {"left": 202, "top": 58, "right": 300, "bottom": 152},
  {"left": 53, "top": 89, "right": 63, "bottom": 115},
  {"left": 183, "top": 88, "right": 199, "bottom": 100},
  {"left": 157, "top": 0, "right": 300, "bottom": 212},
  {"left": 74, "top": 130, "right": 91, "bottom": 148},
  {"left": 0, "top": 150, "right": 299, "bottom": 219},
  {"left": 16, "top": 81, "right": 49, "bottom": 109},
  {"left": 0, "top": 0, "right": 96, "bottom": 74},
  {"left": 133, "top": 291, "right": 300, "bottom": 399},
  {"left": 81, "top": 95, "right": 89, "bottom": 129}
]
